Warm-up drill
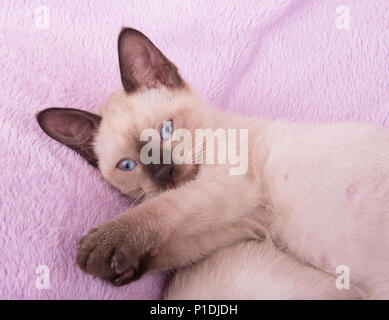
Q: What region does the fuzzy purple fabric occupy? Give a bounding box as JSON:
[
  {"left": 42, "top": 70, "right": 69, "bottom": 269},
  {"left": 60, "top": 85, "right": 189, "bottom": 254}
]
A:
[{"left": 1, "top": 0, "right": 388, "bottom": 299}]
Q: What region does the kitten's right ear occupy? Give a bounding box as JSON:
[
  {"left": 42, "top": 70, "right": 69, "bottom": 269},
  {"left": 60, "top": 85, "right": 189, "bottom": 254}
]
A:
[
  {"left": 36, "top": 108, "right": 101, "bottom": 167},
  {"left": 118, "top": 28, "right": 184, "bottom": 92}
]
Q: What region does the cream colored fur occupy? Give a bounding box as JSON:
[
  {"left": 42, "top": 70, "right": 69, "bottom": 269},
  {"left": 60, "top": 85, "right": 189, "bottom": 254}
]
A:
[
  {"left": 91, "top": 85, "right": 389, "bottom": 299},
  {"left": 165, "top": 240, "right": 360, "bottom": 300}
]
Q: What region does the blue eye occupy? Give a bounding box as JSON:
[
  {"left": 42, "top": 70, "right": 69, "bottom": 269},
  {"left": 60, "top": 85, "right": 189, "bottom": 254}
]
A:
[
  {"left": 160, "top": 120, "right": 174, "bottom": 140},
  {"left": 118, "top": 159, "right": 137, "bottom": 171}
]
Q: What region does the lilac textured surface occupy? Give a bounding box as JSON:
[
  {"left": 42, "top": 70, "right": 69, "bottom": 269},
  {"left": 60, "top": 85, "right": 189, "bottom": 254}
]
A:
[{"left": 0, "top": 0, "right": 388, "bottom": 299}]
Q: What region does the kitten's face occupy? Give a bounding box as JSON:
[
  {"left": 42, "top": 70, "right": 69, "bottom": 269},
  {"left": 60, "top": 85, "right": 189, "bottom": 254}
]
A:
[
  {"left": 37, "top": 28, "right": 205, "bottom": 199},
  {"left": 95, "top": 86, "right": 205, "bottom": 197}
]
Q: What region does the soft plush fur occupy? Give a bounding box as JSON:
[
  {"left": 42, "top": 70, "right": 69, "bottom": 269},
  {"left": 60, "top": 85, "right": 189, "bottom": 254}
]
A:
[
  {"left": 165, "top": 241, "right": 360, "bottom": 300},
  {"left": 2, "top": 0, "right": 389, "bottom": 299}
]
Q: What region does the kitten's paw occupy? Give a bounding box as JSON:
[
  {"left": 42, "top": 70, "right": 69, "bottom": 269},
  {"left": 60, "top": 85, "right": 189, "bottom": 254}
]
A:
[{"left": 76, "top": 219, "right": 158, "bottom": 286}]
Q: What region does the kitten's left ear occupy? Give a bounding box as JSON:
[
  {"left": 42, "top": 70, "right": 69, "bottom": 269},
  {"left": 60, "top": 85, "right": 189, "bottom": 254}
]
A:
[
  {"left": 36, "top": 108, "right": 101, "bottom": 167},
  {"left": 118, "top": 28, "right": 184, "bottom": 92}
]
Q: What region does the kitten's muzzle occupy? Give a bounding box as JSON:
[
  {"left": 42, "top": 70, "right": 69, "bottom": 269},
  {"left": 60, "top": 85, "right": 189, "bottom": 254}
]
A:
[{"left": 147, "top": 163, "right": 175, "bottom": 186}]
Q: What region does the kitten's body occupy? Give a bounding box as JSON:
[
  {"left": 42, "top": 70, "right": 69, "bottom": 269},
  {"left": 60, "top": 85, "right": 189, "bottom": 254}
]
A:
[
  {"left": 37, "top": 28, "right": 388, "bottom": 299},
  {"left": 254, "top": 119, "right": 389, "bottom": 298},
  {"left": 99, "top": 87, "right": 387, "bottom": 299}
]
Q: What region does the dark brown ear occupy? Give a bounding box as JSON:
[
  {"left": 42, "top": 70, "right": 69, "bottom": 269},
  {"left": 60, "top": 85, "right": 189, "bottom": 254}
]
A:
[
  {"left": 36, "top": 108, "right": 101, "bottom": 167},
  {"left": 118, "top": 28, "right": 184, "bottom": 93}
]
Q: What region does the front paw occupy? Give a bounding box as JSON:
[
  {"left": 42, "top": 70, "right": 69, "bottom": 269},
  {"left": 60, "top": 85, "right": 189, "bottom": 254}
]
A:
[{"left": 76, "top": 218, "right": 158, "bottom": 286}]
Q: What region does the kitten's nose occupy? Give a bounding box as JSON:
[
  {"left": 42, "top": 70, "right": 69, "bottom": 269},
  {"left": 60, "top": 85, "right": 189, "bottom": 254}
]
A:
[{"left": 149, "top": 164, "right": 174, "bottom": 185}]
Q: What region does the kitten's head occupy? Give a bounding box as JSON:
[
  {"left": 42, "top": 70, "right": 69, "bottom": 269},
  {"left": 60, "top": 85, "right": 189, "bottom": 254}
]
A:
[{"left": 37, "top": 28, "right": 205, "bottom": 198}]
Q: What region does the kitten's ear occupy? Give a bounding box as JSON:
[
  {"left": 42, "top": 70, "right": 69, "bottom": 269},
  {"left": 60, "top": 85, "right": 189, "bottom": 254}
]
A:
[
  {"left": 118, "top": 28, "right": 184, "bottom": 92},
  {"left": 36, "top": 108, "right": 101, "bottom": 167}
]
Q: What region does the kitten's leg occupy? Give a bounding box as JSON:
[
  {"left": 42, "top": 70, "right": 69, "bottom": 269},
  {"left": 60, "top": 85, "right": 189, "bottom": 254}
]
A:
[
  {"left": 164, "top": 240, "right": 362, "bottom": 300},
  {"left": 146, "top": 214, "right": 266, "bottom": 272},
  {"left": 76, "top": 174, "right": 262, "bottom": 285}
]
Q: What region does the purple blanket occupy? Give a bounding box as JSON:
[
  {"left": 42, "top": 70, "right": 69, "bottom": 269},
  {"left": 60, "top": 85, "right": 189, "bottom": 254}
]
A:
[{"left": 1, "top": 0, "right": 388, "bottom": 299}]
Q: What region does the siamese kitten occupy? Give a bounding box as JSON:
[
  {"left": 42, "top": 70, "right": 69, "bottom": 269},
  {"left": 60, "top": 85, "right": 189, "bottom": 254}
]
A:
[{"left": 37, "top": 28, "right": 389, "bottom": 299}]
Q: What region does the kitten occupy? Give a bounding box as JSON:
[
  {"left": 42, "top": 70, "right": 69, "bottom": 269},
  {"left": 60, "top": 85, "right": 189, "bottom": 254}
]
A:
[{"left": 37, "top": 28, "right": 389, "bottom": 299}]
